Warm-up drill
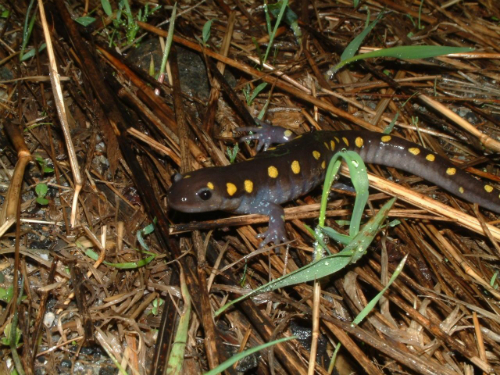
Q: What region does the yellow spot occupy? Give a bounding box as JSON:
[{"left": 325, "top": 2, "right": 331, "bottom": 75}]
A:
[
  {"left": 355, "top": 137, "right": 363, "bottom": 148},
  {"left": 244, "top": 180, "right": 253, "bottom": 193},
  {"left": 284, "top": 130, "right": 293, "bottom": 137},
  {"left": 268, "top": 146, "right": 276, "bottom": 151},
  {"left": 291, "top": 160, "right": 300, "bottom": 174},
  {"left": 268, "top": 166, "right": 279, "bottom": 178},
  {"left": 342, "top": 137, "right": 349, "bottom": 146},
  {"left": 426, "top": 154, "right": 435, "bottom": 162},
  {"left": 321, "top": 161, "right": 326, "bottom": 169},
  {"left": 226, "top": 183, "right": 237, "bottom": 196},
  {"left": 446, "top": 168, "right": 456, "bottom": 176},
  {"left": 335, "top": 137, "right": 340, "bottom": 143},
  {"left": 459, "top": 187, "right": 464, "bottom": 194},
  {"left": 330, "top": 140, "right": 336, "bottom": 150},
  {"left": 207, "top": 182, "right": 214, "bottom": 190},
  {"left": 409, "top": 147, "right": 420, "bottom": 155},
  {"left": 324, "top": 142, "right": 330, "bottom": 150},
  {"left": 485, "top": 185, "right": 494, "bottom": 193},
  {"left": 381, "top": 135, "right": 391, "bottom": 142},
  {"left": 183, "top": 175, "right": 191, "bottom": 179},
  {"left": 313, "top": 151, "right": 321, "bottom": 160}
]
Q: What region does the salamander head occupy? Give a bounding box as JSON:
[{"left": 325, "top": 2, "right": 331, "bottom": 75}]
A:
[{"left": 167, "top": 169, "right": 238, "bottom": 213}]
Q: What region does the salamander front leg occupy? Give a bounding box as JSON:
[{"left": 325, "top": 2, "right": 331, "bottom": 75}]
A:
[
  {"left": 236, "top": 119, "right": 296, "bottom": 151},
  {"left": 253, "top": 202, "right": 288, "bottom": 247}
]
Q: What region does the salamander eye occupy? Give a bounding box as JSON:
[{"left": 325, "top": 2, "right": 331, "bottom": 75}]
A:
[{"left": 197, "top": 189, "right": 212, "bottom": 201}]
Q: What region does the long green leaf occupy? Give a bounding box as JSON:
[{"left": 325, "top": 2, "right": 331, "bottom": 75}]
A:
[
  {"left": 262, "top": 0, "right": 288, "bottom": 64},
  {"left": 332, "top": 45, "right": 474, "bottom": 74},
  {"left": 167, "top": 268, "right": 191, "bottom": 375},
  {"left": 341, "top": 152, "right": 369, "bottom": 236},
  {"left": 318, "top": 150, "right": 368, "bottom": 242},
  {"left": 352, "top": 254, "right": 407, "bottom": 326},
  {"left": 20, "top": 0, "right": 36, "bottom": 61},
  {"left": 341, "top": 11, "right": 384, "bottom": 61},
  {"left": 159, "top": 3, "right": 177, "bottom": 77},
  {"left": 84, "top": 249, "right": 156, "bottom": 269},
  {"left": 203, "top": 336, "right": 296, "bottom": 375},
  {"left": 215, "top": 198, "right": 396, "bottom": 317}
]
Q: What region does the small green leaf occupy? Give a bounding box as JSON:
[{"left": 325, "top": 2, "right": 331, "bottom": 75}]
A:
[
  {"left": 150, "top": 298, "right": 164, "bottom": 315},
  {"left": 246, "top": 82, "right": 268, "bottom": 106},
  {"left": 101, "top": 0, "right": 113, "bottom": 16},
  {"left": 141, "top": 222, "right": 156, "bottom": 236},
  {"left": 137, "top": 220, "right": 156, "bottom": 250},
  {"left": 35, "top": 183, "right": 48, "bottom": 198},
  {"left": 35, "top": 156, "right": 54, "bottom": 174},
  {"left": 226, "top": 144, "right": 240, "bottom": 164},
  {"left": 0, "top": 286, "right": 13, "bottom": 303},
  {"left": 36, "top": 197, "right": 49, "bottom": 205},
  {"left": 20, "top": 43, "right": 47, "bottom": 62},
  {"left": 75, "top": 16, "right": 96, "bottom": 26},
  {"left": 491, "top": 271, "right": 498, "bottom": 288},
  {"left": 202, "top": 19, "right": 215, "bottom": 46},
  {"left": 2, "top": 323, "right": 22, "bottom": 347}
]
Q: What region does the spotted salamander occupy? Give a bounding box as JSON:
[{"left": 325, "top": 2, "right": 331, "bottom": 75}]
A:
[{"left": 168, "top": 122, "right": 500, "bottom": 247}]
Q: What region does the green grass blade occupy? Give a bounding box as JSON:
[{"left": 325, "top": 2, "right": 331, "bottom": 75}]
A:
[
  {"left": 159, "top": 3, "right": 177, "bottom": 77},
  {"left": 319, "top": 151, "right": 368, "bottom": 241},
  {"left": 167, "top": 269, "right": 191, "bottom": 375},
  {"left": 332, "top": 45, "right": 474, "bottom": 74},
  {"left": 341, "top": 151, "right": 369, "bottom": 237},
  {"left": 352, "top": 254, "right": 407, "bottom": 326},
  {"left": 328, "top": 342, "right": 342, "bottom": 374},
  {"left": 84, "top": 249, "right": 156, "bottom": 269},
  {"left": 203, "top": 336, "right": 296, "bottom": 375},
  {"left": 268, "top": 2, "right": 302, "bottom": 44},
  {"left": 20, "top": 44, "right": 47, "bottom": 62},
  {"left": 341, "top": 11, "right": 384, "bottom": 61},
  {"left": 20, "top": 0, "right": 36, "bottom": 61},
  {"left": 347, "top": 198, "right": 395, "bottom": 263},
  {"left": 262, "top": 0, "right": 288, "bottom": 64},
  {"left": 319, "top": 157, "right": 342, "bottom": 228}
]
